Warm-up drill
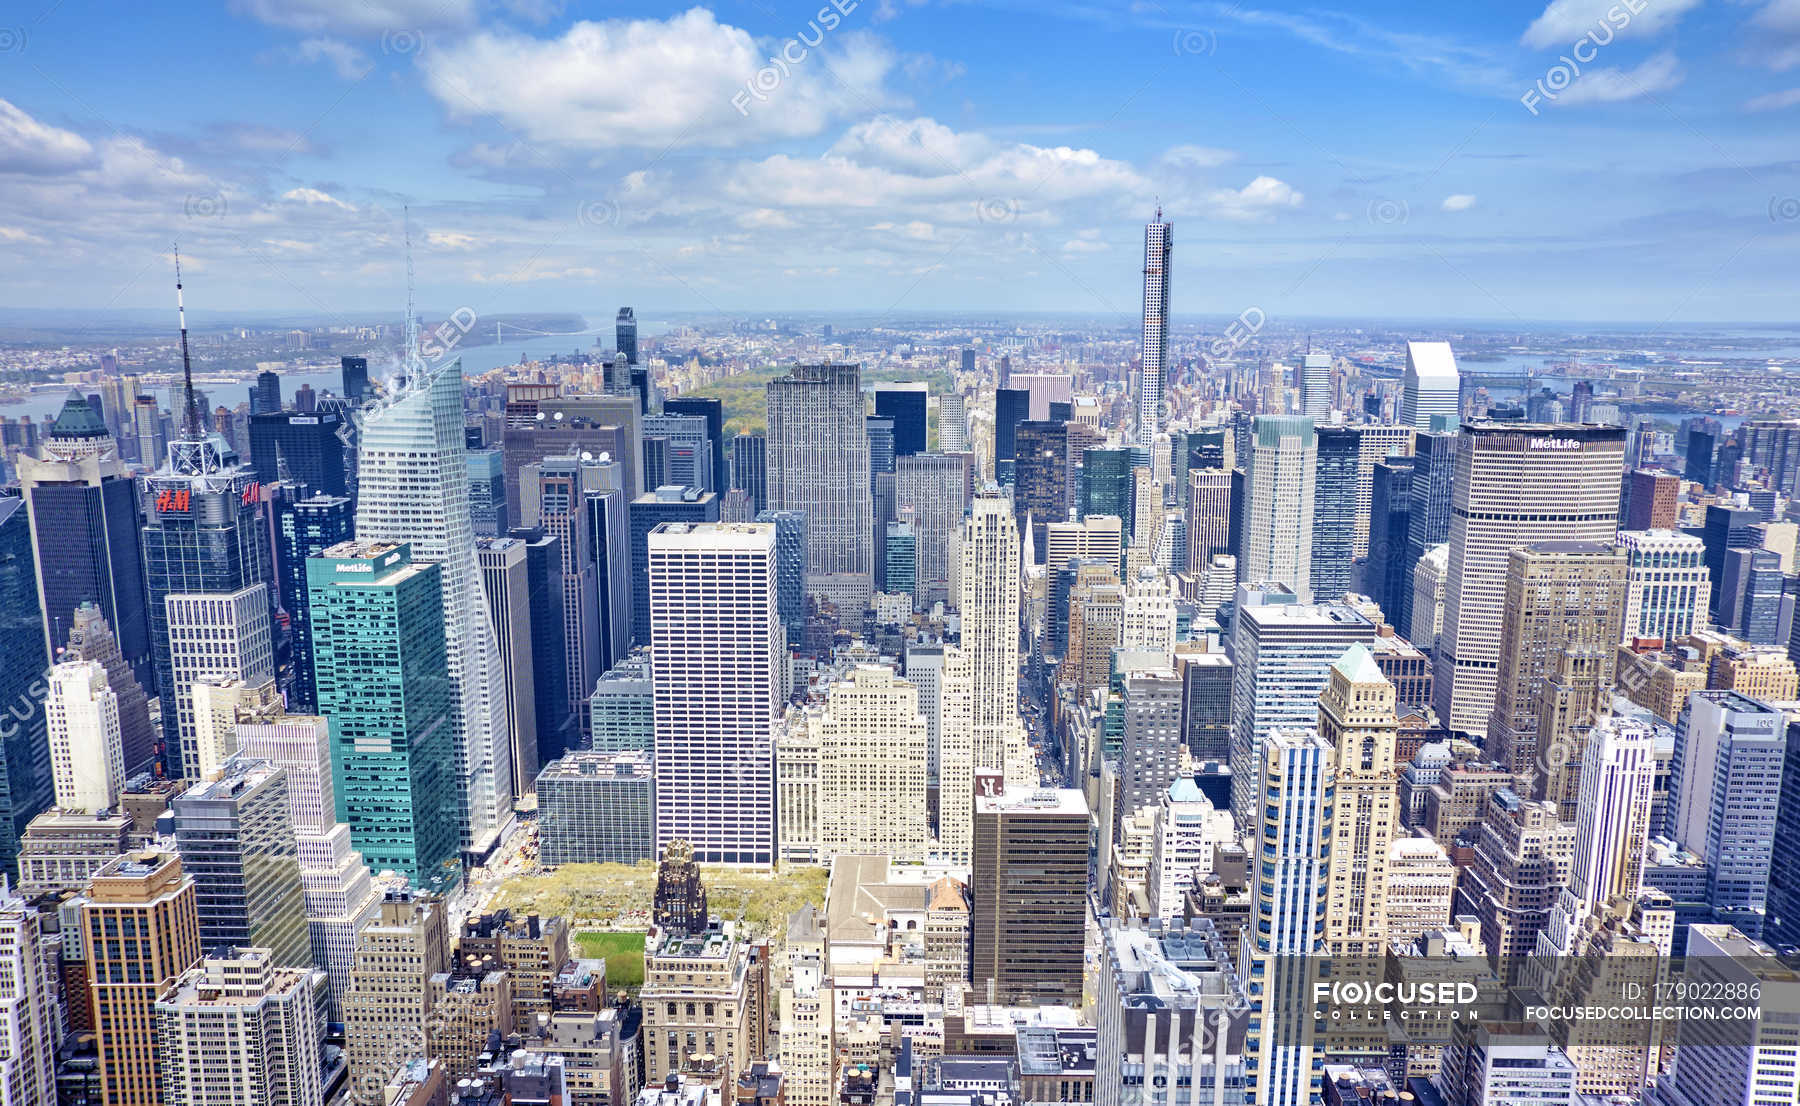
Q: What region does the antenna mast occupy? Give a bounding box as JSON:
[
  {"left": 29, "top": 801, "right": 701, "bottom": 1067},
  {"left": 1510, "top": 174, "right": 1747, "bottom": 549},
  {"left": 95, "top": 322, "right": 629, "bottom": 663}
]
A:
[
  {"left": 404, "top": 206, "right": 420, "bottom": 378},
  {"left": 174, "top": 245, "right": 200, "bottom": 437}
]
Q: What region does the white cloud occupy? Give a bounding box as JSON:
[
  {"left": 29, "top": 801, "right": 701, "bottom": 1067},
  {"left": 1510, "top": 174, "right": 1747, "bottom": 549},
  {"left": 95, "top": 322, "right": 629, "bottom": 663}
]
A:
[
  {"left": 231, "top": 0, "right": 476, "bottom": 35},
  {"left": 427, "top": 230, "right": 477, "bottom": 250},
  {"left": 420, "top": 10, "right": 899, "bottom": 150},
  {"left": 1441, "top": 193, "right": 1477, "bottom": 212},
  {"left": 1756, "top": 0, "right": 1800, "bottom": 34},
  {"left": 1745, "top": 86, "right": 1800, "bottom": 110},
  {"left": 1203, "top": 176, "right": 1304, "bottom": 221},
  {"left": 1062, "top": 229, "right": 1109, "bottom": 253},
  {"left": 281, "top": 187, "right": 356, "bottom": 210},
  {"left": 0, "top": 226, "right": 45, "bottom": 244},
  {"left": 292, "top": 38, "right": 372, "bottom": 79},
  {"left": 1522, "top": 0, "right": 1701, "bottom": 48},
  {"left": 1553, "top": 50, "right": 1683, "bottom": 104},
  {"left": 0, "top": 99, "right": 95, "bottom": 174}
]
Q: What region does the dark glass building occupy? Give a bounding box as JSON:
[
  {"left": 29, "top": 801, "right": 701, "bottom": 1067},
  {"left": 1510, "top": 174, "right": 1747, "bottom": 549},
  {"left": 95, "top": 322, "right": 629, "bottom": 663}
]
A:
[
  {"left": 757, "top": 509, "right": 807, "bottom": 640},
  {"left": 1398, "top": 428, "right": 1455, "bottom": 635},
  {"left": 0, "top": 496, "right": 49, "bottom": 875},
  {"left": 1081, "top": 448, "right": 1134, "bottom": 528},
  {"left": 874, "top": 386, "right": 928, "bottom": 457},
  {"left": 1013, "top": 420, "right": 1069, "bottom": 561},
  {"left": 1365, "top": 456, "right": 1415, "bottom": 620},
  {"left": 274, "top": 493, "right": 353, "bottom": 712},
  {"left": 466, "top": 448, "right": 508, "bottom": 538},
  {"left": 616, "top": 307, "right": 638, "bottom": 365},
  {"left": 251, "top": 370, "right": 281, "bottom": 415},
  {"left": 994, "top": 387, "right": 1030, "bottom": 485},
  {"left": 731, "top": 432, "right": 766, "bottom": 514},
  {"left": 340, "top": 356, "right": 370, "bottom": 404},
  {"left": 1309, "top": 425, "right": 1360, "bottom": 603},
  {"left": 247, "top": 409, "right": 349, "bottom": 496},
  {"left": 508, "top": 527, "right": 574, "bottom": 766},
  {"left": 1703, "top": 503, "right": 1763, "bottom": 619},
  {"left": 1178, "top": 652, "right": 1232, "bottom": 762}
]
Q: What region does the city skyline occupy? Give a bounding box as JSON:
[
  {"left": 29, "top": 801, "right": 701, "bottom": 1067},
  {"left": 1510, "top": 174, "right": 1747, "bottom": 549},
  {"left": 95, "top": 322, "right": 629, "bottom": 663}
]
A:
[{"left": 1, "top": 2, "right": 1798, "bottom": 321}]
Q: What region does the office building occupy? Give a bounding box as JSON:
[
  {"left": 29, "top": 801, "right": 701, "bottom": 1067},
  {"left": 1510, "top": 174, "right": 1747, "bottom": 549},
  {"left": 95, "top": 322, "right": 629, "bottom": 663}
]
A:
[
  {"left": 1623, "top": 469, "right": 1679, "bottom": 531},
  {"left": 232, "top": 697, "right": 382, "bottom": 1017},
  {"left": 643, "top": 412, "right": 716, "bottom": 493},
  {"left": 664, "top": 396, "right": 728, "bottom": 496},
  {"left": 172, "top": 758, "right": 311, "bottom": 967},
  {"left": 83, "top": 851, "right": 203, "bottom": 1106},
  {"left": 0, "top": 885, "right": 56, "bottom": 1105},
  {"left": 1177, "top": 651, "right": 1232, "bottom": 761},
  {"left": 467, "top": 447, "right": 508, "bottom": 537},
  {"left": 766, "top": 362, "right": 874, "bottom": 611},
  {"left": 1095, "top": 921, "right": 1248, "bottom": 1106},
  {"left": 500, "top": 389, "right": 642, "bottom": 519},
  {"left": 355, "top": 358, "right": 516, "bottom": 851},
  {"left": 156, "top": 951, "right": 325, "bottom": 1106},
  {"left": 1352, "top": 425, "right": 1414, "bottom": 558},
  {"left": 731, "top": 432, "right": 766, "bottom": 514},
  {"left": 1382, "top": 836, "right": 1456, "bottom": 944},
  {"left": 1240, "top": 416, "right": 1317, "bottom": 600},
  {"left": 994, "top": 387, "right": 1030, "bottom": 483},
  {"left": 1299, "top": 351, "right": 1332, "bottom": 417},
  {"left": 938, "top": 392, "right": 968, "bottom": 453},
  {"left": 1669, "top": 691, "right": 1785, "bottom": 938},
  {"left": 1719, "top": 546, "right": 1784, "bottom": 644},
  {"left": 538, "top": 751, "right": 655, "bottom": 866},
  {"left": 1658, "top": 924, "right": 1800, "bottom": 1106},
  {"left": 274, "top": 493, "right": 353, "bottom": 712},
  {"left": 817, "top": 666, "right": 930, "bottom": 863},
  {"left": 521, "top": 456, "right": 608, "bottom": 722},
  {"left": 1310, "top": 425, "right": 1360, "bottom": 603},
  {"left": 630, "top": 487, "right": 719, "bottom": 644},
  {"left": 1618, "top": 529, "right": 1709, "bottom": 645},
  {"left": 342, "top": 891, "right": 450, "bottom": 1095},
  {"left": 1118, "top": 662, "right": 1183, "bottom": 830},
  {"left": 1397, "top": 426, "right": 1455, "bottom": 636},
  {"left": 1702, "top": 503, "right": 1762, "bottom": 619},
  {"left": 1400, "top": 341, "right": 1459, "bottom": 431},
  {"left": 1437, "top": 1023, "right": 1577, "bottom": 1106},
  {"left": 971, "top": 787, "right": 1088, "bottom": 1007},
  {"left": 308, "top": 542, "right": 460, "bottom": 890},
  {"left": 0, "top": 497, "right": 48, "bottom": 867},
  {"left": 641, "top": 919, "right": 760, "bottom": 1091},
  {"left": 15, "top": 393, "right": 152, "bottom": 691},
  {"left": 896, "top": 452, "right": 972, "bottom": 610},
  {"left": 1485, "top": 542, "right": 1627, "bottom": 801},
  {"left": 44, "top": 661, "right": 124, "bottom": 814},
  {"left": 1436, "top": 423, "right": 1627, "bottom": 734},
  {"left": 875, "top": 383, "right": 928, "bottom": 458},
  {"left": 650, "top": 523, "right": 782, "bottom": 866},
  {"left": 1364, "top": 456, "right": 1414, "bottom": 617},
  {"left": 1137, "top": 209, "right": 1173, "bottom": 443},
  {"left": 939, "top": 493, "right": 1032, "bottom": 864},
  {"left": 247, "top": 408, "right": 348, "bottom": 496},
  {"left": 477, "top": 537, "right": 540, "bottom": 797},
  {"left": 883, "top": 521, "right": 917, "bottom": 599},
  {"left": 1228, "top": 602, "right": 1376, "bottom": 825},
  {"left": 1320, "top": 645, "right": 1400, "bottom": 955},
  {"left": 1186, "top": 468, "right": 1233, "bottom": 574},
  {"left": 615, "top": 306, "right": 638, "bottom": 365},
  {"left": 141, "top": 423, "right": 272, "bottom": 774},
  {"left": 1456, "top": 791, "right": 1574, "bottom": 970},
  {"left": 340, "top": 355, "right": 369, "bottom": 402},
  {"left": 1246, "top": 729, "right": 1332, "bottom": 1106},
  {"left": 1014, "top": 420, "right": 1070, "bottom": 558},
  {"left": 164, "top": 585, "right": 275, "bottom": 779}
]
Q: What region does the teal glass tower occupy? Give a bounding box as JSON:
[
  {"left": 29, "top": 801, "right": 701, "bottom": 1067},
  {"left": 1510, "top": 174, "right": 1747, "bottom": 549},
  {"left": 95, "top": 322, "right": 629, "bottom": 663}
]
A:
[{"left": 307, "top": 541, "right": 460, "bottom": 892}]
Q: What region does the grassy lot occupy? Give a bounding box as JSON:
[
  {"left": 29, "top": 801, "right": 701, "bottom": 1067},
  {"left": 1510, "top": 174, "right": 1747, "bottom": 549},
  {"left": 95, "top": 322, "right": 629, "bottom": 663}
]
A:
[
  {"left": 492, "top": 862, "right": 830, "bottom": 945},
  {"left": 574, "top": 931, "right": 646, "bottom": 991}
]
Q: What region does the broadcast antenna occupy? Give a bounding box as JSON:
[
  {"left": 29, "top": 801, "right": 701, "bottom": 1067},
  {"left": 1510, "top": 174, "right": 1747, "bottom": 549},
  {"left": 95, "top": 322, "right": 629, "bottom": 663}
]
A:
[
  {"left": 174, "top": 245, "right": 200, "bottom": 437},
  {"left": 404, "top": 205, "right": 421, "bottom": 380}
]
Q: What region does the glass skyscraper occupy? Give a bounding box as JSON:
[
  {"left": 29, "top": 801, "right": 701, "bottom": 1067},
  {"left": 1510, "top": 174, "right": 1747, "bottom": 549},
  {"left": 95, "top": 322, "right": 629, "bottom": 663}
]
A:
[
  {"left": 308, "top": 541, "right": 459, "bottom": 891},
  {"left": 0, "top": 497, "right": 49, "bottom": 874},
  {"left": 274, "top": 493, "right": 353, "bottom": 712},
  {"left": 1309, "top": 426, "right": 1361, "bottom": 604}
]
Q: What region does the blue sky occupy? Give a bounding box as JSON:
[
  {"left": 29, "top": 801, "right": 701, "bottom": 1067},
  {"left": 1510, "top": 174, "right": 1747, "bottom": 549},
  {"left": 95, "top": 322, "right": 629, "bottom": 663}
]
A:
[{"left": 3, "top": 0, "right": 1800, "bottom": 323}]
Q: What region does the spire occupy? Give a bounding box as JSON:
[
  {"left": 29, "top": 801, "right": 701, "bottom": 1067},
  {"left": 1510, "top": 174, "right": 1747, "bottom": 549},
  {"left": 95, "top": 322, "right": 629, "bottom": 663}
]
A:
[
  {"left": 403, "top": 206, "right": 420, "bottom": 380},
  {"left": 174, "top": 245, "right": 200, "bottom": 437}
]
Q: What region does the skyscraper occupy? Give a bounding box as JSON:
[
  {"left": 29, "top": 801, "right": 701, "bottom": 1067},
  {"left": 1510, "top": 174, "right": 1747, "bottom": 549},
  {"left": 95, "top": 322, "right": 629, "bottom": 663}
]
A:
[
  {"left": 730, "top": 432, "right": 766, "bottom": 514},
  {"left": 1117, "top": 662, "right": 1184, "bottom": 831},
  {"left": 1185, "top": 468, "right": 1233, "bottom": 574},
  {"left": 1618, "top": 529, "right": 1710, "bottom": 644},
  {"left": 629, "top": 486, "right": 719, "bottom": 643},
  {"left": 0, "top": 497, "right": 49, "bottom": 867},
  {"left": 274, "top": 493, "right": 353, "bottom": 712},
  {"left": 875, "top": 383, "right": 929, "bottom": 457},
  {"left": 766, "top": 362, "right": 874, "bottom": 611},
  {"left": 0, "top": 885, "right": 56, "bottom": 1104},
  {"left": 1013, "top": 420, "right": 1070, "bottom": 559},
  {"left": 342, "top": 890, "right": 450, "bottom": 1096},
  {"left": 1668, "top": 691, "right": 1785, "bottom": 938},
  {"left": 938, "top": 392, "right": 968, "bottom": 453},
  {"left": 1320, "top": 645, "right": 1400, "bottom": 955},
  {"left": 1136, "top": 208, "right": 1172, "bottom": 444},
  {"left": 1365, "top": 456, "right": 1415, "bottom": 618},
  {"left": 1240, "top": 416, "right": 1317, "bottom": 600},
  {"left": 354, "top": 359, "right": 512, "bottom": 851},
  {"left": 83, "top": 851, "right": 203, "bottom": 1106},
  {"left": 163, "top": 585, "right": 275, "bottom": 779},
  {"left": 61, "top": 602, "right": 155, "bottom": 779},
  {"left": 500, "top": 386, "right": 642, "bottom": 520},
  {"left": 520, "top": 456, "right": 608, "bottom": 723},
  {"left": 615, "top": 306, "right": 638, "bottom": 366},
  {"left": 45, "top": 660, "right": 124, "bottom": 814},
  {"left": 939, "top": 492, "right": 1031, "bottom": 864},
  {"left": 247, "top": 408, "right": 348, "bottom": 496},
  {"left": 154, "top": 947, "right": 325, "bottom": 1106},
  {"left": 1310, "top": 425, "right": 1360, "bottom": 603},
  {"left": 1398, "top": 425, "right": 1456, "bottom": 636},
  {"left": 141, "top": 424, "right": 272, "bottom": 776},
  {"left": 466, "top": 447, "right": 507, "bottom": 538},
  {"left": 476, "top": 538, "right": 539, "bottom": 799},
  {"left": 171, "top": 758, "right": 311, "bottom": 967},
  {"left": 1435, "top": 423, "right": 1627, "bottom": 734},
  {"left": 1400, "top": 340, "right": 1460, "bottom": 431},
  {"left": 16, "top": 392, "right": 152, "bottom": 690},
  {"left": 341, "top": 355, "right": 369, "bottom": 403},
  {"left": 506, "top": 527, "right": 573, "bottom": 764},
  {"left": 1538, "top": 711, "right": 1656, "bottom": 953},
  {"left": 971, "top": 786, "right": 1089, "bottom": 1007},
  {"left": 896, "top": 451, "right": 972, "bottom": 611},
  {"left": 649, "top": 522, "right": 783, "bottom": 865},
  {"left": 663, "top": 396, "right": 727, "bottom": 497},
  {"left": 1298, "top": 351, "right": 1332, "bottom": 417},
  {"left": 308, "top": 542, "right": 460, "bottom": 891},
  {"left": 993, "top": 387, "right": 1030, "bottom": 484}
]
